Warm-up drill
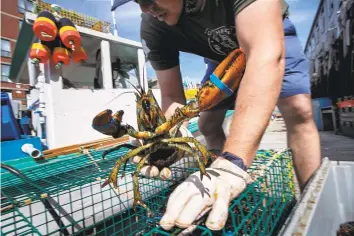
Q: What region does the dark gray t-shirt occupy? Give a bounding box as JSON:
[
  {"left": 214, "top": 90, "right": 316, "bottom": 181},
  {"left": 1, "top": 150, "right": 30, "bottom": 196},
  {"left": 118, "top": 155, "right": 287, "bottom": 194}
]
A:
[{"left": 140, "top": 0, "right": 289, "bottom": 70}]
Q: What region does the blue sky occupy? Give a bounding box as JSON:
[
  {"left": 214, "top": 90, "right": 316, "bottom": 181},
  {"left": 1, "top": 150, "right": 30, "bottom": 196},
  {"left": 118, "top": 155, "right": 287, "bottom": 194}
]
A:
[{"left": 46, "top": 0, "right": 320, "bottom": 82}]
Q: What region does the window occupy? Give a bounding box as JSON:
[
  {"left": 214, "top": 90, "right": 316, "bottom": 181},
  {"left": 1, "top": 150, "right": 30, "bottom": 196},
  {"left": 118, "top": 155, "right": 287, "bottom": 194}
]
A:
[
  {"left": 18, "top": 0, "right": 25, "bottom": 13},
  {"left": 18, "top": 0, "right": 34, "bottom": 13},
  {"left": 1, "top": 64, "right": 11, "bottom": 82},
  {"left": 113, "top": 68, "right": 141, "bottom": 89},
  {"left": 321, "top": 9, "right": 325, "bottom": 33},
  {"left": 26, "top": 1, "right": 34, "bottom": 12},
  {"left": 1, "top": 39, "right": 11, "bottom": 57}
]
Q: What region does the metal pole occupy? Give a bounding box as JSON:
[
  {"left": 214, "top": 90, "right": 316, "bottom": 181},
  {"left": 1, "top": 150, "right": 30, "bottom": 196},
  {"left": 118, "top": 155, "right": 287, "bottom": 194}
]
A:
[{"left": 111, "top": 0, "right": 119, "bottom": 36}]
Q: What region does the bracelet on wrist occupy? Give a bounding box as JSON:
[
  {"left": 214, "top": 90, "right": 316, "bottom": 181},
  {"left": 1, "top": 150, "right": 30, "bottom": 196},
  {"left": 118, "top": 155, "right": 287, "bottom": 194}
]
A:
[{"left": 220, "top": 152, "right": 248, "bottom": 171}]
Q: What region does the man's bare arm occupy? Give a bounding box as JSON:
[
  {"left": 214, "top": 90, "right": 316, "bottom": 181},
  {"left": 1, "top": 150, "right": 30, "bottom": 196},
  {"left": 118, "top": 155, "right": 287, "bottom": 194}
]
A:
[
  {"left": 223, "top": 0, "right": 285, "bottom": 166},
  {"left": 155, "top": 65, "right": 189, "bottom": 126}
]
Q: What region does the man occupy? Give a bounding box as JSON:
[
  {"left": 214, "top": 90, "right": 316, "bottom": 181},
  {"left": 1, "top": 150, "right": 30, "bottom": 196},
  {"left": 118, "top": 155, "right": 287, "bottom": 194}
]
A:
[{"left": 111, "top": 0, "right": 321, "bottom": 231}]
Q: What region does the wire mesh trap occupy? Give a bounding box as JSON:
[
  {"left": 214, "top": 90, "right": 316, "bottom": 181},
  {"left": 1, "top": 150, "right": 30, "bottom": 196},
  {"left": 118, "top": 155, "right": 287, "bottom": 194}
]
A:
[
  {"left": 33, "top": 0, "right": 113, "bottom": 34},
  {"left": 1, "top": 146, "right": 296, "bottom": 236}
]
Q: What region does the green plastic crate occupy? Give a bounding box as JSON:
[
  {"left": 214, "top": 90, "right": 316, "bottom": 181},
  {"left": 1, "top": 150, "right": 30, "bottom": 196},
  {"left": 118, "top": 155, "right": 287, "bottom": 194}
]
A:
[{"left": 1, "top": 145, "right": 295, "bottom": 236}]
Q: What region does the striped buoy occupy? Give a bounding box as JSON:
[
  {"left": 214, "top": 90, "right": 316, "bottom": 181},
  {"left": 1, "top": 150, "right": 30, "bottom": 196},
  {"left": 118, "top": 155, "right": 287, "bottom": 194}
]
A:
[
  {"left": 58, "top": 18, "right": 81, "bottom": 51},
  {"left": 71, "top": 46, "right": 87, "bottom": 63},
  {"left": 29, "top": 40, "right": 56, "bottom": 64},
  {"left": 32, "top": 11, "right": 58, "bottom": 42}
]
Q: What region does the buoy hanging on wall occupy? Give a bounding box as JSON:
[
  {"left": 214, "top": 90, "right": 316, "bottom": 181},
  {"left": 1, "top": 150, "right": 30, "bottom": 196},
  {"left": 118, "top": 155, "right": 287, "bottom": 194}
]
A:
[
  {"left": 32, "top": 11, "right": 58, "bottom": 42},
  {"left": 29, "top": 40, "right": 56, "bottom": 64},
  {"left": 71, "top": 46, "right": 87, "bottom": 63},
  {"left": 51, "top": 37, "right": 71, "bottom": 69},
  {"left": 58, "top": 18, "right": 81, "bottom": 51},
  {"left": 29, "top": 42, "right": 51, "bottom": 64}
]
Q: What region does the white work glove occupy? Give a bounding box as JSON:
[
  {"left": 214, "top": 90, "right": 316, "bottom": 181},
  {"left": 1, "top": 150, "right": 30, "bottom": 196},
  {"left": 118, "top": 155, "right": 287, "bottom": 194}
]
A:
[
  {"left": 159, "top": 157, "right": 253, "bottom": 231},
  {"left": 129, "top": 125, "right": 194, "bottom": 180}
]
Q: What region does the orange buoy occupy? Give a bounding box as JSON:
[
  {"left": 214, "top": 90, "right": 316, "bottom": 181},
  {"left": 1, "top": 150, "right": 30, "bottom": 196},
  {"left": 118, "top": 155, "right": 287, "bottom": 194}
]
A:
[
  {"left": 58, "top": 18, "right": 81, "bottom": 51},
  {"left": 52, "top": 45, "right": 71, "bottom": 69},
  {"left": 33, "top": 11, "right": 58, "bottom": 42},
  {"left": 29, "top": 42, "right": 53, "bottom": 64},
  {"left": 71, "top": 46, "right": 87, "bottom": 63}
]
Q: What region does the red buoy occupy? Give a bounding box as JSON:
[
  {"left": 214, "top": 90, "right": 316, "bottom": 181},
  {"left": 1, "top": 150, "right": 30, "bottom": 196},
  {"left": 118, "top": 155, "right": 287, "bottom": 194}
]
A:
[
  {"left": 58, "top": 18, "right": 81, "bottom": 51},
  {"left": 29, "top": 42, "right": 53, "bottom": 64},
  {"left": 52, "top": 46, "right": 71, "bottom": 69},
  {"left": 33, "top": 11, "right": 58, "bottom": 42},
  {"left": 72, "top": 46, "right": 87, "bottom": 63}
]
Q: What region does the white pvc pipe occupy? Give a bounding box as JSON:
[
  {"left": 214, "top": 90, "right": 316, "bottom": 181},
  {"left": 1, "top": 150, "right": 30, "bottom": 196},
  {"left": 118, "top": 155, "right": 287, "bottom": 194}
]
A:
[{"left": 21, "top": 144, "right": 42, "bottom": 159}]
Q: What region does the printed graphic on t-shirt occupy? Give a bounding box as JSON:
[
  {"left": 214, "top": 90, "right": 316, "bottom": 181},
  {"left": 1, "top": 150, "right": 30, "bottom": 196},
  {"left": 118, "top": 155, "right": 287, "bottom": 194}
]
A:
[
  {"left": 185, "top": 0, "right": 206, "bottom": 14},
  {"left": 204, "top": 26, "right": 239, "bottom": 56}
]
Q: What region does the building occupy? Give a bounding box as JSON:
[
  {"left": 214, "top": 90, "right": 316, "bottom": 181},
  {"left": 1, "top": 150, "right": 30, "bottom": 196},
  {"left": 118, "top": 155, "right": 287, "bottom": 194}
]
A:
[
  {"left": 1, "top": 0, "right": 34, "bottom": 81},
  {"left": 1, "top": 0, "right": 34, "bottom": 112},
  {"left": 304, "top": 0, "right": 354, "bottom": 100}
]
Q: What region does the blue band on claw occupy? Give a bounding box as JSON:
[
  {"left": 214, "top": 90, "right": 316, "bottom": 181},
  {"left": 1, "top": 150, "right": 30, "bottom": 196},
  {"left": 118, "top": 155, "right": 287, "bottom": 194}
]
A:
[{"left": 210, "top": 73, "right": 234, "bottom": 97}]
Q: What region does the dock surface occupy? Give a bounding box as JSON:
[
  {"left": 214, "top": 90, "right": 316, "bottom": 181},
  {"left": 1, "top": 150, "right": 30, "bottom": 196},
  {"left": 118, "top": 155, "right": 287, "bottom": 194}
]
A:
[
  {"left": 260, "top": 118, "right": 354, "bottom": 161},
  {"left": 195, "top": 116, "right": 354, "bottom": 161}
]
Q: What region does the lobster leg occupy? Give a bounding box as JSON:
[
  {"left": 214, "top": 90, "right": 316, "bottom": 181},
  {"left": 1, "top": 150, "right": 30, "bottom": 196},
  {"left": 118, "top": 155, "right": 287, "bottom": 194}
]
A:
[
  {"left": 166, "top": 143, "right": 210, "bottom": 181},
  {"left": 132, "top": 154, "right": 153, "bottom": 217},
  {"left": 133, "top": 142, "right": 212, "bottom": 215},
  {"left": 101, "top": 142, "right": 155, "bottom": 189},
  {"left": 170, "top": 122, "right": 184, "bottom": 138},
  {"left": 155, "top": 48, "right": 246, "bottom": 135},
  {"left": 124, "top": 124, "right": 159, "bottom": 140},
  {"left": 102, "top": 143, "right": 137, "bottom": 159},
  {"left": 155, "top": 104, "right": 199, "bottom": 135},
  {"left": 160, "top": 137, "right": 217, "bottom": 166}
]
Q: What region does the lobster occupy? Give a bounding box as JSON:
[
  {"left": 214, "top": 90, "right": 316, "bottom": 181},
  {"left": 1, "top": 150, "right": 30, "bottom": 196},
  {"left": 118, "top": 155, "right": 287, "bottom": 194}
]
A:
[
  {"left": 92, "top": 47, "right": 246, "bottom": 216},
  {"left": 155, "top": 48, "right": 246, "bottom": 135}
]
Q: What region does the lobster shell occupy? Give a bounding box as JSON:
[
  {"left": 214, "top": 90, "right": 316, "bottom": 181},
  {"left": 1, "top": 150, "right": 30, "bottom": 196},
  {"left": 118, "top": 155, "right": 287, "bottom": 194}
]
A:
[{"left": 197, "top": 48, "right": 246, "bottom": 111}]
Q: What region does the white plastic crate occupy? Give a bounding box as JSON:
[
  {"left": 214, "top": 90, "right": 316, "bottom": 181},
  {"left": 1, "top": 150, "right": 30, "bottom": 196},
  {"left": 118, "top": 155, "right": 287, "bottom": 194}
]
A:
[{"left": 278, "top": 158, "right": 354, "bottom": 235}]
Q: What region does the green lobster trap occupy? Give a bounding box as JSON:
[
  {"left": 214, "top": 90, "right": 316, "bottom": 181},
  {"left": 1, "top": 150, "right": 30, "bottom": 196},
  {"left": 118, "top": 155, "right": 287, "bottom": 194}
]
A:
[
  {"left": 1, "top": 146, "right": 296, "bottom": 236},
  {"left": 32, "top": 0, "right": 113, "bottom": 33}
]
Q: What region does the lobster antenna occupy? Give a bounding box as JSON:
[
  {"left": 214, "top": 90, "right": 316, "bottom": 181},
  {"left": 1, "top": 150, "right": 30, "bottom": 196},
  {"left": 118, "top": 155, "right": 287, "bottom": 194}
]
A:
[
  {"left": 104, "top": 91, "right": 137, "bottom": 105},
  {"left": 121, "top": 58, "right": 149, "bottom": 96},
  {"left": 122, "top": 77, "right": 142, "bottom": 97},
  {"left": 142, "top": 59, "right": 147, "bottom": 94},
  {"left": 112, "top": 58, "right": 150, "bottom": 97}
]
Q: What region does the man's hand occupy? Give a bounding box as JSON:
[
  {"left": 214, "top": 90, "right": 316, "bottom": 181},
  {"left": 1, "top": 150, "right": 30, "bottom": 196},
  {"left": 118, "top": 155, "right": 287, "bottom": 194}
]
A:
[
  {"left": 129, "top": 125, "right": 195, "bottom": 180},
  {"left": 159, "top": 157, "right": 253, "bottom": 231}
]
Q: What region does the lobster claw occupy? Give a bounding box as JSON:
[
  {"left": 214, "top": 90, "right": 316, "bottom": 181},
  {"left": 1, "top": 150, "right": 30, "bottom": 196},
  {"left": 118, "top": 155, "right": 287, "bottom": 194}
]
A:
[
  {"left": 197, "top": 48, "right": 246, "bottom": 111},
  {"left": 92, "top": 109, "right": 125, "bottom": 138}
]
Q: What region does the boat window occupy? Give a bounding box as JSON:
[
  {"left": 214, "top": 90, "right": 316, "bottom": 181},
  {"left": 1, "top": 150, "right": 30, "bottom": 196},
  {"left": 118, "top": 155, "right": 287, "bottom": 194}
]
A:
[
  {"left": 61, "top": 63, "right": 98, "bottom": 89},
  {"left": 113, "top": 66, "right": 141, "bottom": 90}
]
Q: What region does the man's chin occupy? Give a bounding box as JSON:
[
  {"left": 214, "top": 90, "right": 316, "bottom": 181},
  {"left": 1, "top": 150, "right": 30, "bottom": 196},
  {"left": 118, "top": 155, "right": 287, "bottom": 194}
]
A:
[
  {"left": 164, "top": 19, "right": 178, "bottom": 26},
  {"left": 161, "top": 15, "right": 179, "bottom": 26}
]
